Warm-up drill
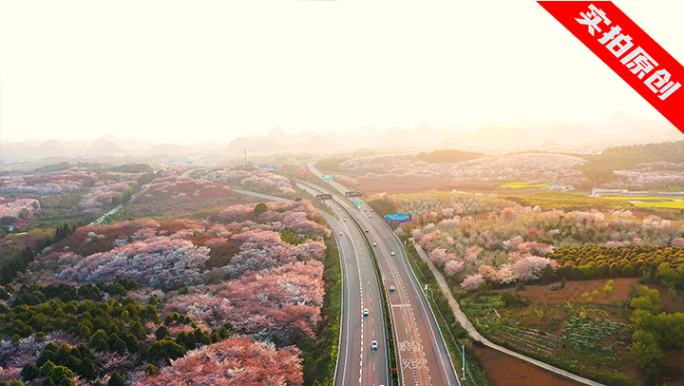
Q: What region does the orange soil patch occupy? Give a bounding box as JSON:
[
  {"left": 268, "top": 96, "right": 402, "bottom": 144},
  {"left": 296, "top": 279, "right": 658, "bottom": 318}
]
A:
[
  {"left": 473, "top": 345, "right": 580, "bottom": 386},
  {"left": 664, "top": 349, "right": 684, "bottom": 386},
  {"left": 508, "top": 278, "right": 638, "bottom": 306},
  {"left": 655, "top": 286, "right": 684, "bottom": 313}
]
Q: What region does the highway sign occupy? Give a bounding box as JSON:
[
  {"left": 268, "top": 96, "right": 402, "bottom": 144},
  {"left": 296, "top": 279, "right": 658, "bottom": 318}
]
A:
[
  {"left": 345, "top": 191, "right": 362, "bottom": 197},
  {"left": 316, "top": 194, "right": 333, "bottom": 201},
  {"left": 259, "top": 166, "right": 278, "bottom": 171},
  {"left": 321, "top": 175, "right": 335, "bottom": 180},
  {"left": 354, "top": 200, "right": 363, "bottom": 205},
  {"left": 385, "top": 214, "right": 412, "bottom": 224},
  {"left": 299, "top": 171, "right": 313, "bottom": 177}
]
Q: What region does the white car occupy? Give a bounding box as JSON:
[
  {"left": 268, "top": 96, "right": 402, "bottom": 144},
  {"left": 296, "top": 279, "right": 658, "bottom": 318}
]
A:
[
  {"left": 372, "top": 242, "right": 377, "bottom": 247},
  {"left": 390, "top": 252, "right": 395, "bottom": 256},
  {"left": 339, "top": 232, "right": 343, "bottom": 236},
  {"left": 371, "top": 340, "right": 378, "bottom": 350},
  {"left": 363, "top": 309, "right": 369, "bottom": 316},
  {"left": 369, "top": 215, "right": 372, "bottom": 218},
  {"left": 389, "top": 286, "right": 395, "bottom": 291},
  {"left": 338, "top": 208, "right": 341, "bottom": 211}
]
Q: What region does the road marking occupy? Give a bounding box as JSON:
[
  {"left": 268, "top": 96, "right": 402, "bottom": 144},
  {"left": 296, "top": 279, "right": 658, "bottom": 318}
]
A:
[{"left": 392, "top": 304, "right": 411, "bottom": 307}]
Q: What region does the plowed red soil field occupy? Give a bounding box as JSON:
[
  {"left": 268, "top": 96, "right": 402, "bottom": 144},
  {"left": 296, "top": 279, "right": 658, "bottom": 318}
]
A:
[{"left": 473, "top": 346, "right": 580, "bottom": 386}]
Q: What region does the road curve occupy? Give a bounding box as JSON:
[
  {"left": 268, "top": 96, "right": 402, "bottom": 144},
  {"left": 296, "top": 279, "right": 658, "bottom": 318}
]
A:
[
  {"left": 303, "top": 166, "right": 461, "bottom": 386},
  {"left": 233, "top": 187, "right": 391, "bottom": 386}
]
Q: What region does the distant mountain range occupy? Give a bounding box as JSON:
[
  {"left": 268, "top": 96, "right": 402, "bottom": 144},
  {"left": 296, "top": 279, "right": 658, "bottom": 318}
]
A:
[{"left": 1, "top": 112, "right": 681, "bottom": 159}]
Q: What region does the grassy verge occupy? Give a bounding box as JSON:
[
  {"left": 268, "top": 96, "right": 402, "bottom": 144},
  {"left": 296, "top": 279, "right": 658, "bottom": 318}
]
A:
[
  {"left": 405, "top": 241, "right": 492, "bottom": 386},
  {"left": 300, "top": 236, "right": 343, "bottom": 386}
]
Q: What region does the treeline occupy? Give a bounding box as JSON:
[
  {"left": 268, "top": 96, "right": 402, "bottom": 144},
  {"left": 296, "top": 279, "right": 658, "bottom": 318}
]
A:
[
  {"left": 0, "top": 247, "right": 35, "bottom": 285},
  {"left": 416, "top": 149, "right": 485, "bottom": 164},
  {"left": 108, "top": 170, "right": 157, "bottom": 212},
  {"left": 0, "top": 221, "right": 78, "bottom": 285},
  {"left": 577, "top": 141, "right": 684, "bottom": 183},
  {"left": 550, "top": 245, "right": 684, "bottom": 285},
  {"left": 7, "top": 280, "right": 140, "bottom": 307},
  {"left": 629, "top": 285, "right": 684, "bottom": 385},
  {"left": 300, "top": 237, "right": 341, "bottom": 386},
  {"left": 30, "top": 163, "right": 155, "bottom": 175}
]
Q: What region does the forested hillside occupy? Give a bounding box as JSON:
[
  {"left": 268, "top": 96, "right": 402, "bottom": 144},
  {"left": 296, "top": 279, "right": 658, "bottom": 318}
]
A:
[{"left": 577, "top": 141, "right": 684, "bottom": 184}]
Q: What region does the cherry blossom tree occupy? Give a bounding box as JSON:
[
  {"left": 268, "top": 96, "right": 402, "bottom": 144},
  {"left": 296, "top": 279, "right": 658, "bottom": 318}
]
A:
[
  {"left": 428, "top": 248, "right": 448, "bottom": 266},
  {"left": 164, "top": 261, "right": 324, "bottom": 346},
  {"left": 59, "top": 237, "right": 211, "bottom": 289},
  {"left": 477, "top": 264, "right": 498, "bottom": 281},
  {"left": 461, "top": 274, "right": 485, "bottom": 290},
  {"left": 672, "top": 238, "right": 684, "bottom": 248},
  {"left": 0, "top": 198, "right": 40, "bottom": 218},
  {"left": 464, "top": 245, "right": 483, "bottom": 264},
  {"left": 133, "top": 336, "right": 303, "bottom": 386},
  {"left": 444, "top": 260, "right": 465, "bottom": 277}
]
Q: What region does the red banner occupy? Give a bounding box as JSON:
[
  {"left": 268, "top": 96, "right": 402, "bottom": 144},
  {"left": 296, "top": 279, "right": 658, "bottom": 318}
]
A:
[{"left": 539, "top": 1, "right": 683, "bottom": 133}]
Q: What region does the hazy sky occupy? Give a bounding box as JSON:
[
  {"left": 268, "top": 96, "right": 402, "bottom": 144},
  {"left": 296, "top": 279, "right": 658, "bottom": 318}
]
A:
[{"left": 1, "top": 1, "right": 682, "bottom": 144}]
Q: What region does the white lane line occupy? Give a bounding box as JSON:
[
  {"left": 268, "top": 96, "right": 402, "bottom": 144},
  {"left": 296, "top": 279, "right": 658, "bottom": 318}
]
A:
[
  {"left": 337, "top": 232, "right": 351, "bottom": 386},
  {"left": 333, "top": 210, "right": 367, "bottom": 386},
  {"left": 320, "top": 191, "right": 389, "bottom": 386}
]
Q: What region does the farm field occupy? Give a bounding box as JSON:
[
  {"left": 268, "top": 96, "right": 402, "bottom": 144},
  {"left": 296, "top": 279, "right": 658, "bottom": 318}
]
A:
[
  {"left": 632, "top": 200, "right": 684, "bottom": 210},
  {"left": 499, "top": 182, "right": 549, "bottom": 189},
  {"left": 472, "top": 345, "right": 580, "bottom": 386},
  {"left": 351, "top": 175, "right": 572, "bottom": 196},
  {"left": 603, "top": 196, "right": 684, "bottom": 210},
  {"left": 459, "top": 278, "right": 684, "bottom": 385},
  {"left": 604, "top": 197, "right": 683, "bottom": 201}
]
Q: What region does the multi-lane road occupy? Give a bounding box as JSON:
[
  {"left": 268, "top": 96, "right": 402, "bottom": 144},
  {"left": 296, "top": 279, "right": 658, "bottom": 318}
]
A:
[
  {"left": 305, "top": 163, "right": 461, "bottom": 386},
  {"left": 299, "top": 183, "right": 391, "bottom": 386}
]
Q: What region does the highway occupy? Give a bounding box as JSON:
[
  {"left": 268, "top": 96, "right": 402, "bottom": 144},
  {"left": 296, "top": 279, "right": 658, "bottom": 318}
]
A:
[
  {"left": 303, "top": 166, "right": 461, "bottom": 386},
  {"left": 88, "top": 204, "right": 122, "bottom": 226},
  {"left": 234, "top": 186, "right": 391, "bottom": 386}
]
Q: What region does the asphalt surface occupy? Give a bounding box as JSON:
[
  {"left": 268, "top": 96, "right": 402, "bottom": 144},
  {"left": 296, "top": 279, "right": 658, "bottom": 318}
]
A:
[
  {"left": 234, "top": 186, "right": 391, "bottom": 386},
  {"left": 88, "top": 204, "right": 122, "bottom": 226},
  {"left": 303, "top": 166, "right": 461, "bottom": 386}
]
